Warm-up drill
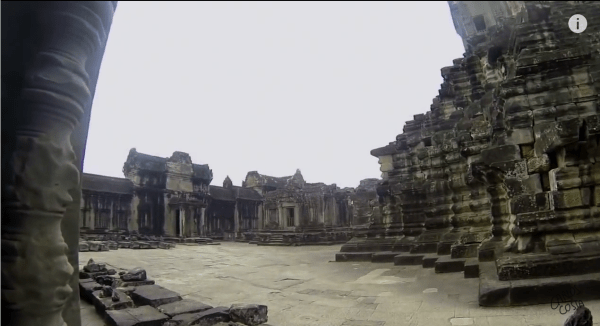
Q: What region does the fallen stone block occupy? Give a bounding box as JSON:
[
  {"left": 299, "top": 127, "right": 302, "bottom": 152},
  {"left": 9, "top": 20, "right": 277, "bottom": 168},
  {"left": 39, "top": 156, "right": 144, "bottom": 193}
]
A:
[
  {"left": 335, "top": 252, "right": 373, "bottom": 262},
  {"left": 229, "top": 304, "right": 268, "bottom": 326},
  {"left": 121, "top": 267, "right": 147, "bottom": 281},
  {"left": 116, "top": 279, "right": 156, "bottom": 288},
  {"left": 394, "top": 253, "right": 424, "bottom": 266},
  {"left": 107, "top": 241, "right": 119, "bottom": 250},
  {"left": 95, "top": 274, "right": 119, "bottom": 286},
  {"left": 88, "top": 242, "right": 100, "bottom": 251},
  {"left": 157, "top": 298, "right": 213, "bottom": 317},
  {"left": 130, "top": 284, "right": 182, "bottom": 307},
  {"left": 91, "top": 288, "right": 134, "bottom": 312},
  {"left": 164, "top": 306, "right": 230, "bottom": 326},
  {"left": 79, "top": 242, "right": 90, "bottom": 252},
  {"left": 80, "top": 270, "right": 108, "bottom": 279},
  {"left": 83, "top": 258, "right": 106, "bottom": 273},
  {"left": 105, "top": 306, "right": 169, "bottom": 326},
  {"left": 159, "top": 242, "right": 172, "bottom": 249},
  {"left": 118, "top": 241, "right": 131, "bottom": 248},
  {"left": 79, "top": 279, "right": 103, "bottom": 302}
]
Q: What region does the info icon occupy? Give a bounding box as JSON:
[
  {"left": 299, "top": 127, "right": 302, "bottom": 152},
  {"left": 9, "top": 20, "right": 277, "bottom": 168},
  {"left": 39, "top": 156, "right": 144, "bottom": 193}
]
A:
[{"left": 569, "top": 14, "right": 587, "bottom": 33}]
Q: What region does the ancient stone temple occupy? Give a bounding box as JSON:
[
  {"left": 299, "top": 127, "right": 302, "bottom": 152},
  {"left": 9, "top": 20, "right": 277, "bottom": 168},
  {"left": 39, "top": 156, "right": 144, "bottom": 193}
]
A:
[
  {"left": 338, "top": 1, "right": 600, "bottom": 306},
  {"left": 244, "top": 170, "right": 354, "bottom": 229},
  {"left": 241, "top": 170, "right": 357, "bottom": 245},
  {"left": 81, "top": 149, "right": 263, "bottom": 240},
  {"left": 80, "top": 149, "right": 359, "bottom": 242}
]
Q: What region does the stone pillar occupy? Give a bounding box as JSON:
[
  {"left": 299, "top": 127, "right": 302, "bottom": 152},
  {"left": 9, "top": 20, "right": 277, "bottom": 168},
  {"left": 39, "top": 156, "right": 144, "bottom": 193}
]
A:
[
  {"left": 257, "top": 203, "right": 263, "bottom": 230},
  {"left": 191, "top": 207, "right": 197, "bottom": 237},
  {"left": 234, "top": 201, "right": 240, "bottom": 236},
  {"left": 130, "top": 192, "right": 140, "bottom": 232},
  {"left": 89, "top": 195, "right": 97, "bottom": 230},
  {"left": 180, "top": 205, "right": 185, "bottom": 237},
  {"left": 1, "top": 2, "right": 116, "bottom": 326},
  {"left": 200, "top": 207, "right": 206, "bottom": 236}
]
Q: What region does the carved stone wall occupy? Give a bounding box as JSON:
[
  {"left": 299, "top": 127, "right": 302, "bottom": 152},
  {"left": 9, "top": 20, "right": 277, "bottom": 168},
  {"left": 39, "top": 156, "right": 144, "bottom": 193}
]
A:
[
  {"left": 362, "top": 1, "right": 600, "bottom": 305},
  {"left": 246, "top": 170, "right": 354, "bottom": 230}
]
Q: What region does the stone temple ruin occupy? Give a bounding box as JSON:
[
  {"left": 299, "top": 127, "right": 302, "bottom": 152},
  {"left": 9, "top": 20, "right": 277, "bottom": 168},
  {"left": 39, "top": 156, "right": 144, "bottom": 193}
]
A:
[
  {"left": 336, "top": 0, "right": 600, "bottom": 307},
  {"left": 79, "top": 148, "right": 370, "bottom": 247},
  {"left": 2, "top": 1, "right": 600, "bottom": 326}
]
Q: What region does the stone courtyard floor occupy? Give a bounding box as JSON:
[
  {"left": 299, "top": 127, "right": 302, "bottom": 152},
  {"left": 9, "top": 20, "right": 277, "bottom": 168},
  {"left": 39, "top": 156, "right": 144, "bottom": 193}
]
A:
[{"left": 80, "top": 242, "right": 599, "bottom": 326}]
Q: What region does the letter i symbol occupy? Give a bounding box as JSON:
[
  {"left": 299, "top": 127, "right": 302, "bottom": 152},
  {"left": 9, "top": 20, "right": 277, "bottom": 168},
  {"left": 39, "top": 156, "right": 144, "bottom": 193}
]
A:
[{"left": 577, "top": 18, "right": 580, "bottom": 30}]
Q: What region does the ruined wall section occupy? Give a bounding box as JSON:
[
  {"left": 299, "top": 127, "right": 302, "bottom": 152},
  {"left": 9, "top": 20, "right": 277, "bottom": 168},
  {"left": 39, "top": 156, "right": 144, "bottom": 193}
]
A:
[
  {"left": 488, "top": 2, "right": 600, "bottom": 273},
  {"left": 350, "top": 179, "right": 380, "bottom": 225},
  {"left": 370, "top": 1, "right": 600, "bottom": 282}
]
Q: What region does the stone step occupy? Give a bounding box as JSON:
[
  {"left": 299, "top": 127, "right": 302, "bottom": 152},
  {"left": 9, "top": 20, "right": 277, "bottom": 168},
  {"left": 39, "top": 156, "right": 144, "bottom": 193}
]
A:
[
  {"left": 371, "top": 251, "right": 398, "bottom": 263},
  {"left": 393, "top": 253, "right": 425, "bottom": 266},
  {"left": 335, "top": 252, "right": 374, "bottom": 262},
  {"left": 464, "top": 258, "right": 480, "bottom": 279},
  {"left": 479, "top": 261, "right": 600, "bottom": 306},
  {"left": 422, "top": 254, "right": 441, "bottom": 268},
  {"left": 435, "top": 256, "right": 467, "bottom": 273}
]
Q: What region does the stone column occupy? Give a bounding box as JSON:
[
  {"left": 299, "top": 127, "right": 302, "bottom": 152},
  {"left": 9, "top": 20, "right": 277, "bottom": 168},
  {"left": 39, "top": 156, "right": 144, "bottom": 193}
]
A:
[
  {"left": 89, "top": 195, "right": 97, "bottom": 230},
  {"left": 180, "top": 205, "right": 185, "bottom": 237},
  {"left": 257, "top": 203, "right": 263, "bottom": 230},
  {"left": 234, "top": 200, "right": 240, "bottom": 236},
  {"left": 1, "top": 2, "right": 116, "bottom": 326},
  {"left": 200, "top": 207, "right": 206, "bottom": 236}
]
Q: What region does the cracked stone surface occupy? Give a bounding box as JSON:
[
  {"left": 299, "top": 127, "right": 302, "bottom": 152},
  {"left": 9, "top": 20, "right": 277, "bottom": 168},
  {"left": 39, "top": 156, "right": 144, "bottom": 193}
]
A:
[{"left": 80, "top": 243, "right": 600, "bottom": 326}]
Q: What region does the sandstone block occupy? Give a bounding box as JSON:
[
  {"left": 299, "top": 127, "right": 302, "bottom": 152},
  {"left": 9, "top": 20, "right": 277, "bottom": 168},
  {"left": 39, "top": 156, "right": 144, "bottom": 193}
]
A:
[
  {"left": 105, "top": 306, "right": 169, "bottom": 326},
  {"left": 130, "top": 284, "right": 182, "bottom": 307},
  {"left": 157, "top": 299, "right": 213, "bottom": 317},
  {"left": 164, "top": 306, "right": 230, "bottom": 326},
  {"left": 229, "top": 304, "right": 268, "bottom": 326},
  {"left": 551, "top": 189, "right": 584, "bottom": 210},
  {"left": 122, "top": 267, "right": 146, "bottom": 281},
  {"left": 481, "top": 145, "right": 522, "bottom": 165},
  {"left": 527, "top": 154, "right": 550, "bottom": 173}
]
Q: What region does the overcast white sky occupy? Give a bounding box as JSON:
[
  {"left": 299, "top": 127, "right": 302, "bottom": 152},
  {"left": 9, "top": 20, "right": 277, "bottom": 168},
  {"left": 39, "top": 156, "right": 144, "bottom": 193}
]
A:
[{"left": 84, "top": 1, "right": 465, "bottom": 188}]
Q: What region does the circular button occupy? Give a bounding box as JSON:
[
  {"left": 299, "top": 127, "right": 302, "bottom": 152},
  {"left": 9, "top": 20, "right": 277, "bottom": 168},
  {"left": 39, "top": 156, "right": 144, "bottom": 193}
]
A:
[{"left": 569, "top": 14, "right": 587, "bottom": 33}]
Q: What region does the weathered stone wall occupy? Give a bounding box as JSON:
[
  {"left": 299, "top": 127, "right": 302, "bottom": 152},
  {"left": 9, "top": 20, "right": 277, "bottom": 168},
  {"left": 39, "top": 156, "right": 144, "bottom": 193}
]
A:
[
  {"left": 250, "top": 170, "right": 355, "bottom": 229},
  {"left": 365, "top": 1, "right": 600, "bottom": 299}
]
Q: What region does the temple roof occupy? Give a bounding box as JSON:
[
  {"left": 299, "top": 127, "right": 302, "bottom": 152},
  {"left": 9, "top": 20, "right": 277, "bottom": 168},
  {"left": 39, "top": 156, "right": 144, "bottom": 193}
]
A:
[
  {"left": 370, "top": 143, "right": 399, "bottom": 157},
  {"left": 123, "top": 148, "right": 213, "bottom": 183},
  {"left": 82, "top": 173, "right": 134, "bottom": 195},
  {"left": 208, "top": 185, "right": 263, "bottom": 202}
]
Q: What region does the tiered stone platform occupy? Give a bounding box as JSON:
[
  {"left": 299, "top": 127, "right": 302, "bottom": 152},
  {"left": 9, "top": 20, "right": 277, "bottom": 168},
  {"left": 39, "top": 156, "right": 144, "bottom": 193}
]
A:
[
  {"left": 254, "top": 227, "right": 353, "bottom": 246},
  {"left": 336, "top": 1, "right": 600, "bottom": 307}
]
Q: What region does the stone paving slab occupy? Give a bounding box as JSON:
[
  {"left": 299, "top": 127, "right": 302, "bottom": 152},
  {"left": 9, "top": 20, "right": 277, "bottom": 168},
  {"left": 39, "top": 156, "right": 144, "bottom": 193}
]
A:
[
  {"left": 157, "top": 298, "right": 213, "bottom": 317},
  {"left": 80, "top": 243, "right": 600, "bottom": 326},
  {"left": 91, "top": 289, "right": 134, "bottom": 312},
  {"left": 130, "top": 284, "right": 182, "bottom": 307},
  {"left": 105, "top": 305, "right": 169, "bottom": 326}
]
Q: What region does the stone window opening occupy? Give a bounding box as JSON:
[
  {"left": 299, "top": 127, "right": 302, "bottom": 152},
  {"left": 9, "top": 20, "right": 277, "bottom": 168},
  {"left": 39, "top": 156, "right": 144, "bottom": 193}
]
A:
[
  {"left": 473, "top": 15, "right": 486, "bottom": 32},
  {"left": 423, "top": 137, "right": 432, "bottom": 147}
]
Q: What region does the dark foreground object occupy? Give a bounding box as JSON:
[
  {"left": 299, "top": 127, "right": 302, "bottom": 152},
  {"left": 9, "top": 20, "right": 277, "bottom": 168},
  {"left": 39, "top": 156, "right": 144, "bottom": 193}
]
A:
[{"left": 564, "top": 306, "right": 593, "bottom": 326}]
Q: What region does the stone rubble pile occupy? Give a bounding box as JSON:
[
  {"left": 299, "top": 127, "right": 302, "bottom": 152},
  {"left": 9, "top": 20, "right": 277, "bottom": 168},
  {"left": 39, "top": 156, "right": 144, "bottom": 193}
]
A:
[
  {"left": 79, "top": 234, "right": 178, "bottom": 252},
  {"left": 79, "top": 258, "right": 268, "bottom": 326}
]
